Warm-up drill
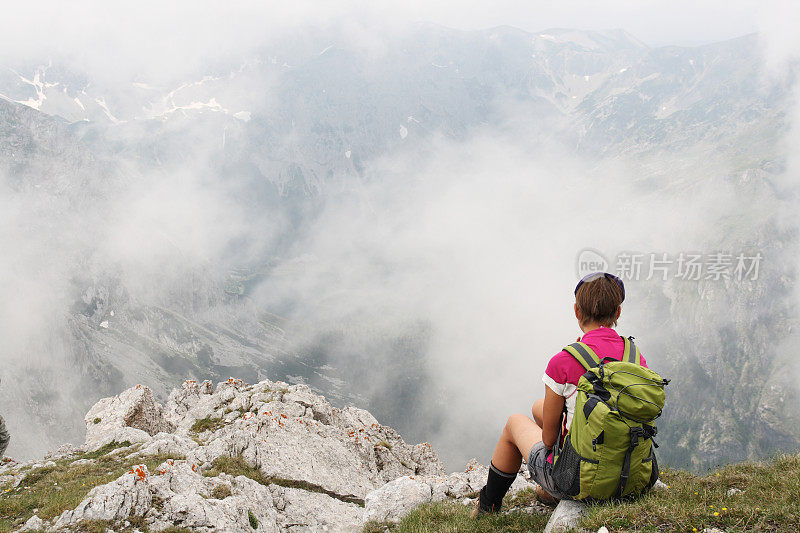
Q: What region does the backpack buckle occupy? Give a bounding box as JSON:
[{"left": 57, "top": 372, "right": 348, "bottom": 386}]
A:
[{"left": 630, "top": 427, "right": 644, "bottom": 447}]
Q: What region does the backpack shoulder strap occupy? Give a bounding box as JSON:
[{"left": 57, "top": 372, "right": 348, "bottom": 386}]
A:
[
  {"left": 564, "top": 342, "right": 601, "bottom": 371},
  {"left": 622, "top": 336, "right": 642, "bottom": 365}
]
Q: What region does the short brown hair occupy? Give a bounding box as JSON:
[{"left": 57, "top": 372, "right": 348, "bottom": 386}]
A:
[{"left": 575, "top": 276, "right": 624, "bottom": 327}]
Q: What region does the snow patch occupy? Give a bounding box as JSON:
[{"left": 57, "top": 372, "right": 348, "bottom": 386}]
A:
[
  {"left": 345, "top": 150, "right": 351, "bottom": 159},
  {"left": 319, "top": 44, "right": 334, "bottom": 56},
  {"left": 233, "top": 111, "right": 251, "bottom": 122},
  {"left": 13, "top": 67, "right": 48, "bottom": 110},
  {"left": 619, "top": 67, "right": 628, "bottom": 74},
  {"left": 95, "top": 97, "right": 122, "bottom": 124},
  {"left": 99, "top": 321, "right": 109, "bottom": 329},
  {"left": 399, "top": 125, "right": 408, "bottom": 139}
]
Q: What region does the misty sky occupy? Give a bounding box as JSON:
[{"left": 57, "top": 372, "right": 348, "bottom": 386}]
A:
[
  {"left": 0, "top": 1, "right": 767, "bottom": 45},
  {"left": 0, "top": 1, "right": 794, "bottom": 82}
]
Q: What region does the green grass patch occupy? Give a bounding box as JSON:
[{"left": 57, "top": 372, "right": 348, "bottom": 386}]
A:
[
  {"left": 190, "top": 415, "right": 226, "bottom": 433},
  {"left": 203, "top": 455, "right": 269, "bottom": 485},
  {"left": 80, "top": 440, "right": 133, "bottom": 461},
  {"left": 0, "top": 447, "right": 183, "bottom": 532},
  {"left": 364, "top": 455, "right": 800, "bottom": 532},
  {"left": 211, "top": 483, "right": 232, "bottom": 500},
  {"left": 75, "top": 520, "right": 114, "bottom": 533},
  {"left": 504, "top": 487, "right": 538, "bottom": 509},
  {"left": 363, "top": 499, "right": 550, "bottom": 533},
  {"left": 71, "top": 517, "right": 185, "bottom": 533},
  {"left": 248, "top": 509, "right": 258, "bottom": 529},
  {"left": 580, "top": 454, "right": 800, "bottom": 533}
]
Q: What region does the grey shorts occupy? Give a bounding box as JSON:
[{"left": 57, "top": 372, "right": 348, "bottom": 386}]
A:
[{"left": 527, "top": 442, "right": 568, "bottom": 500}]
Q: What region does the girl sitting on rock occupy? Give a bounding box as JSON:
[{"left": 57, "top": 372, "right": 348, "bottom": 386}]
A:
[{"left": 472, "top": 272, "right": 648, "bottom": 514}]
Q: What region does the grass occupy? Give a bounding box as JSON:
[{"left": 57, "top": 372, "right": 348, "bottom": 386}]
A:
[
  {"left": 189, "top": 415, "right": 226, "bottom": 433},
  {"left": 362, "top": 490, "right": 551, "bottom": 533},
  {"left": 580, "top": 453, "right": 800, "bottom": 533},
  {"left": 0, "top": 441, "right": 183, "bottom": 532},
  {"left": 81, "top": 440, "right": 134, "bottom": 460},
  {"left": 203, "top": 455, "right": 365, "bottom": 506},
  {"left": 211, "top": 483, "right": 232, "bottom": 499},
  {"left": 203, "top": 455, "right": 270, "bottom": 485},
  {"left": 365, "top": 454, "right": 800, "bottom": 532},
  {"left": 248, "top": 509, "right": 258, "bottom": 529},
  {"left": 72, "top": 521, "right": 191, "bottom": 533}
]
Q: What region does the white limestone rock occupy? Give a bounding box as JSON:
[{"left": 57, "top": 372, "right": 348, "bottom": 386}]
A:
[
  {"left": 30, "top": 378, "right": 452, "bottom": 532},
  {"left": 44, "top": 443, "right": 82, "bottom": 462},
  {"left": 543, "top": 499, "right": 587, "bottom": 533},
  {"left": 363, "top": 476, "right": 433, "bottom": 523},
  {"left": 19, "top": 515, "right": 44, "bottom": 531},
  {"left": 54, "top": 465, "right": 153, "bottom": 528},
  {"left": 84, "top": 384, "right": 174, "bottom": 450},
  {"left": 131, "top": 432, "right": 198, "bottom": 458},
  {"left": 145, "top": 460, "right": 282, "bottom": 532},
  {"left": 165, "top": 379, "right": 218, "bottom": 431},
  {"left": 277, "top": 484, "right": 363, "bottom": 532},
  {"left": 362, "top": 459, "right": 532, "bottom": 523}
]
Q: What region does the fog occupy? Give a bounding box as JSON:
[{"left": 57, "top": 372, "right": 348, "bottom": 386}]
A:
[
  {"left": 251, "top": 126, "right": 773, "bottom": 466},
  {"left": 0, "top": 1, "right": 799, "bottom": 468}
]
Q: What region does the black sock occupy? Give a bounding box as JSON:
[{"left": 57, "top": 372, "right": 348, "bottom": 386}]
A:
[{"left": 480, "top": 462, "right": 516, "bottom": 511}]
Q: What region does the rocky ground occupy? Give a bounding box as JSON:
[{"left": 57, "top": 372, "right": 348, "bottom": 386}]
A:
[{"left": 0, "top": 379, "right": 540, "bottom": 532}]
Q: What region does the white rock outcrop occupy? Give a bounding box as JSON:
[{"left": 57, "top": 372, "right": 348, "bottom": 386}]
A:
[
  {"left": 363, "top": 458, "right": 531, "bottom": 523},
  {"left": 84, "top": 384, "right": 175, "bottom": 449},
  {"left": 543, "top": 499, "right": 587, "bottom": 533},
  {"left": 21, "top": 378, "right": 461, "bottom": 531},
  {"left": 5, "top": 378, "right": 559, "bottom": 531}
]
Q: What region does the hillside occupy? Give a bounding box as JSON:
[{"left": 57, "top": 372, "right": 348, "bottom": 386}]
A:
[
  {"left": 1, "top": 379, "right": 798, "bottom": 532},
  {"left": 0, "top": 379, "right": 519, "bottom": 531},
  {"left": 0, "top": 24, "right": 797, "bottom": 475}
]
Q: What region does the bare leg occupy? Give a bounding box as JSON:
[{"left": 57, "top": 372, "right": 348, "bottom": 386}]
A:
[
  {"left": 531, "top": 399, "right": 545, "bottom": 429},
  {"left": 490, "top": 414, "right": 543, "bottom": 473}
]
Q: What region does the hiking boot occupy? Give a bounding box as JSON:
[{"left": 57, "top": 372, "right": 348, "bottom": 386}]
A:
[
  {"left": 470, "top": 487, "right": 500, "bottom": 517},
  {"left": 535, "top": 485, "right": 559, "bottom": 506}
]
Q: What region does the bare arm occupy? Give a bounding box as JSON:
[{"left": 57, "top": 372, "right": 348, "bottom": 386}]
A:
[{"left": 541, "top": 386, "right": 565, "bottom": 449}]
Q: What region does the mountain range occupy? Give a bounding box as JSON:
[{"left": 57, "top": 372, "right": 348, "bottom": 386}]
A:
[{"left": 0, "top": 24, "right": 796, "bottom": 471}]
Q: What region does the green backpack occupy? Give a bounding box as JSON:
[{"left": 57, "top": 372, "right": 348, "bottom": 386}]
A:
[{"left": 551, "top": 336, "right": 669, "bottom": 501}]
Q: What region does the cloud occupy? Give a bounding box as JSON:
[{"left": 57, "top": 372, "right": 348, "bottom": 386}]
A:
[
  {"left": 0, "top": 0, "right": 768, "bottom": 85},
  {"left": 251, "top": 120, "right": 766, "bottom": 466},
  {"left": 1, "top": 0, "right": 796, "bottom": 466}
]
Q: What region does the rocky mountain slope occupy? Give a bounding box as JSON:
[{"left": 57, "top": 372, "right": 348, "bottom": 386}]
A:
[
  {"left": 0, "top": 379, "right": 534, "bottom": 532},
  {"left": 0, "top": 24, "right": 797, "bottom": 473},
  {"left": 4, "top": 378, "right": 797, "bottom": 533}
]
